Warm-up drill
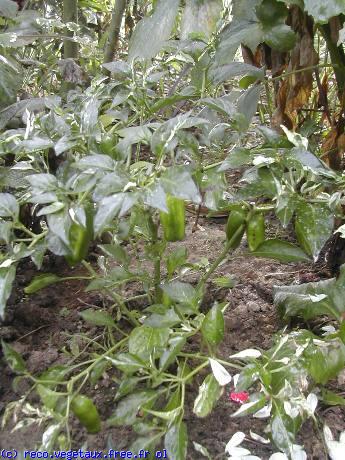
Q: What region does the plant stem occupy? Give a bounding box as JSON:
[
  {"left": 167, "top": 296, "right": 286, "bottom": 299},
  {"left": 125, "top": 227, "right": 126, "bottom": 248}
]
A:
[
  {"left": 269, "top": 63, "right": 336, "bottom": 82},
  {"left": 264, "top": 78, "right": 273, "bottom": 122},
  {"left": 197, "top": 224, "right": 245, "bottom": 291},
  {"left": 154, "top": 256, "right": 161, "bottom": 302},
  {"left": 81, "top": 260, "right": 140, "bottom": 327},
  {"left": 63, "top": 0, "right": 78, "bottom": 59},
  {"left": 182, "top": 361, "right": 208, "bottom": 382},
  {"left": 319, "top": 23, "right": 345, "bottom": 99},
  {"left": 179, "top": 353, "right": 243, "bottom": 370},
  {"left": 104, "top": 0, "right": 127, "bottom": 66}
]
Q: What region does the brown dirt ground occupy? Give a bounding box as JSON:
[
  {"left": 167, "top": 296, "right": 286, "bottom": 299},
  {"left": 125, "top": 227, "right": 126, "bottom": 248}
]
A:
[{"left": 0, "top": 216, "right": 343, "bottom": 459}]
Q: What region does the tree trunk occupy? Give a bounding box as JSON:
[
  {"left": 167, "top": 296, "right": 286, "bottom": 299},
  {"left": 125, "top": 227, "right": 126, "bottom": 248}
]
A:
[
  {"left": 104, "top": 0, "right": 127, "bottom": 65},
  {"left": 320, "top": 18, "right": 345, "bottom": 101},
  {"left": 63, "top": 0, "right": 78, "bottom": 59}
]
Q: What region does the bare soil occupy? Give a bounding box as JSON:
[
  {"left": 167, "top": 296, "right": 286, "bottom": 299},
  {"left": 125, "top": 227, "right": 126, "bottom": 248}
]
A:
[{"left": 0, "top": 216, "right": 343, "bottom": 459}]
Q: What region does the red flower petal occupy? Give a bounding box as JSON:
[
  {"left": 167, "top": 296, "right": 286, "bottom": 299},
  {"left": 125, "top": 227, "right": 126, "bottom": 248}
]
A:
[{"left": 230, "top": 391, "right": 249, "bottom": 404}]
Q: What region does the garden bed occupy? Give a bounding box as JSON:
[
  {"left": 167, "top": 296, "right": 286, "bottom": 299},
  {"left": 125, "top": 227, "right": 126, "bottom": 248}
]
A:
[{"left": 1, "top": 215, "right": 342, "bottom": 459}]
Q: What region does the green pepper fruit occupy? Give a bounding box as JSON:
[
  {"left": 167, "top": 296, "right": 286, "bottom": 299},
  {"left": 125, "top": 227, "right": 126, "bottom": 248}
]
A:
[
  {"left": 71, "top": 395, "right": 101, "bottom": 434},
  {"left": 65, "top": 206, "right": 93, "bottom": 267},
  {"left": 225, "top": 207, "right": 247, "bottom": 249},
  {"left": 24, "top": 274, "right": 61, "bottom": 294},
  {"left": 255, "top": 0, "right": 288, "bottom": 26},
  {"left": 160, "top": 195, "right": 185, "bottom": 242},
  {"left": 246, "top": 213, "right": 265, "bottom": 251},
  {"left": 100, "top": 135, "right": 115, "bottom": 156},
  {"left": 295, "top": 219, "right": 311, "bottom": 256}
]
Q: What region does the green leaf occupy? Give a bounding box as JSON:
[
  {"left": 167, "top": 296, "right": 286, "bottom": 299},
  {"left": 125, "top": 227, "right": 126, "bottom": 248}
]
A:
[
  {"left": 264, "top": 24, "right": 297, "bottom": 52},
  {"left": 193, "top": 442, "right": 211, "bottom": 459},
  {"left": 275, "top": 192, "right": 296, "bottom": 228},
  {"left": 218, "top": 147, "right": 254, "bottom": 170},
  {"left": 237, "top": 85, "right": 262, "bottom": 123},
  {"left": 20, "top": 137, "right": 54, "bottom": 152},
  {"left": 160, "top": 166, "right": 201, "bottom": 203},
  {"left": 144, "top": 308, "right": 181, "bottom": 328},
  {"left": 295, "top": 202, "right": 334, "bottom": 261},
  {"left": 274, "top": 267, "right": 345, "bottom": 321},
  {"left": 36, "top": 202, "right": 65, "bottom": 217},
  {"left": 232, "top": 0, "right": 261, "bottom": 22},
  {"left": 231, "top": 393, "right": 267, "bottom": 417},
  {"left": 0, "top": 56, "right": 22, "bottom": 106},
  {"left": 24, "top": 274, "right": 62, "bottom": 294},
  {"left": 130, "top": 435, "right": 162, "bottom": 457},
  {"left": 161, "top": 281, "right": 197, "bottom": 305},
  {"left": 0, "top": 266, "right": 16, "bottom": 320},
  {"left": 165, "top": 388, "right": 181, "bottom": 412},
  {"left": 128, "top": 0, "right": 180, "bottom": 62},
  {"left": 150, "top": 94, "right": 194, "bottom": 114},
  {"left": 277, "top": 0, "right": 303, "bottom": 6},
  {"left": 239, "top": 75, "right": 258, "bottom": 89},
  {"left": 321, "top": 389, "right": 345, "bottom": 406},
  {"left": 201, "top": 96, "right": 236, "bottom": 117},
  {"left": 289, "top": 147, "right": 331, "bottom": 174},
  {"left": 193, "top": 374, "right": 222, "bottom": 417},
  {"left": 213, "top": 276, "right": 237, "bottom": 288},
  {"left": 37, "top": 365, "right": 68, "bottom": 386},
  {"left": 115, "top": 376, "right": 141, "bottom": 400},
  {"left": 0, "top": 32, "right": 40, "bottom": 48},
  {"left": 166, "top": 247, "right": 188, "bottom": 278},
  {"left": 0, "top": 0, "right": 18, "bottom": 18},
  {"left": 304, "top": 338, "right": 345, "bottom": 385},
  {"left": 160, "top": 336, "right": 186, "bottom": 371},
  {"left": 0, "top": 193, "right": 19, "bottom": 218},
  {"left": 271, "top": 414, "right": 294, "bottom": 453},
  {"left": 210, "top": 62, "right": 264, "bottom": 85},
  {"left": 214, "top": 3, "right": 263, "bottom": 65},
  {"left": 90, "top": 360, "right": 109, "bottom": 386},
  {"left": 1, "top": 340, "right": 26, "bottom": 373},
  {"left": 129, "top": 325, "right": 170, "bottom": 360},
  {"left": 107, "top": 391, "right": 156, "bottom": 426},
  {"left": 98, "top": 244, "right": 130, "bottom": 266},
  {"left": 251, "top": 239, "right": 310, "bottom": 263},
  {"left": 94, "top": 193, "right": 126, "bottom": 235},
  {"left": 40, "top": 423, "right": 61, "bottom": 451},
  {"left": 181, "top": 0, "right": 222, "bottom": 40},
  {"left": 304, "top": 0, "right": 345, "bottom": 23},
  {"left": 201, "top": 303, "right": 224, "bottom": 347},
  {"left": 256, "top": 0, "right": 288, "bottom": 26},
  {"left": 106, "top": 353, "right": 146, "bottom": 374},
  {"left": 0, "top": 97, "right": 55, "bottom": 131},
  {"left": 239, "top": 166, "right": 277, "bottom": 199},
  {"left": 79, "top": 308, "right": 115, "bottom": 327},
  {"left": 164, "top": 421, "right": 188, "bottom": 460},
  {"left": 0, "top": 221, "right": 12, "bottom": 244},
  {"left": 235, "top": 363, "right": 260, "bottom": 391},
  {"left": 102, "top": 60, "right": 130, "bottom": 76},
  {"left": 36, "top": 384, "right": 61, "bottom": 410},
  {"left": 145, "top": 407, "right": 181, "bottom": 422},
  {"left": 30, "top": 240, "right": 47, "bottom": 270}
]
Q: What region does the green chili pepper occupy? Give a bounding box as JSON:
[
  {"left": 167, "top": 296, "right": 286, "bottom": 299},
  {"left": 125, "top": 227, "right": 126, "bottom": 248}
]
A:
[
  {"left": 71, "top": 395, "right": 101, "bottom": 434},
  {"left": 225, "top": 207, "right": 247, "bottom": 249},
  {"left": 24, "top": 274, "right": 61, "bottom": 294},
  {"left": 160, "top": 195, "right": 185, "bottom": 242},
  {"left": 295, "top": 219, "right": 311, "bottom": 256},
  {"left": 100, "top": 135, "right": 115, "bottom": 156},
  {"left": 246, "top": 212, "right": 265, "bottom": 251},
  {"left": 65, "top": 206, "right": 93, "bottom": 267}
]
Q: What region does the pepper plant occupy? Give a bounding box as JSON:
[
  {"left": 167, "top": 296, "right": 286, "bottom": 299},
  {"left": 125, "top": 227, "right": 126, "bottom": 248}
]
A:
[{"left": 1, "top": 0, "right": 345, "bottom": 458}]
